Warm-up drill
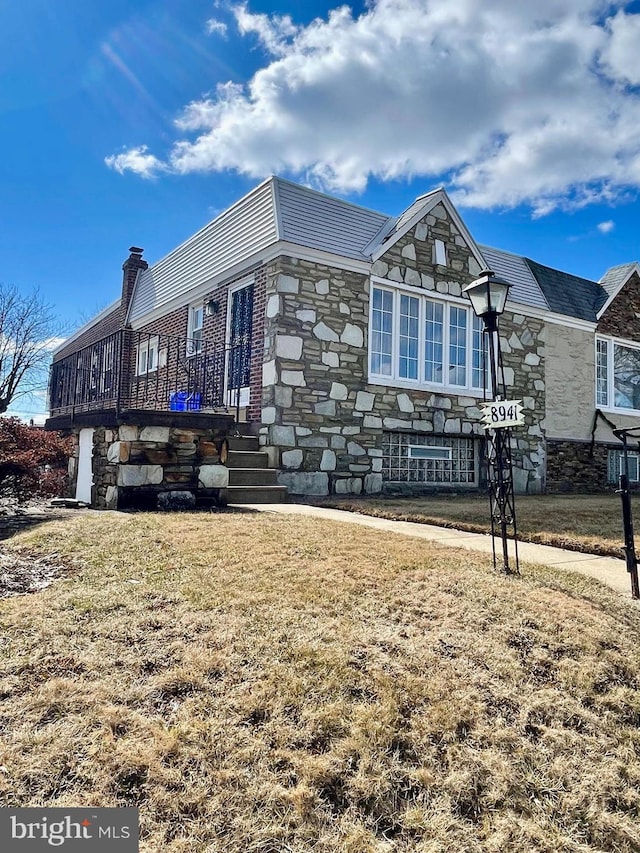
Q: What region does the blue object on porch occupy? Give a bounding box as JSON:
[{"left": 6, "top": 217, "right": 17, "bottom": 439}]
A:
[{"left": 170, "top": 391, "right": 188, "bottom": 411}]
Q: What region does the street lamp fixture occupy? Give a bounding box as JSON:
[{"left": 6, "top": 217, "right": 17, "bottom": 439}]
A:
[
  {"left": 464, "top": 269, "right": 519, "bottom": 575},
  {"left": 463, "top": 270, "right": 512, "bottom": 333}
]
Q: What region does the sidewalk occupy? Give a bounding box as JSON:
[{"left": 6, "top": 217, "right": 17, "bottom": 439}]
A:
[{"left": 237, "top": 502, "right": 637, "bottom": 599}]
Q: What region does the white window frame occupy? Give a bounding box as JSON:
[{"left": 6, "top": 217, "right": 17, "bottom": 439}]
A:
[
  {"left": 136, "top": 336, "right": 159, "bottom": 376},
  {"left": 369, "top": 278, "right": 487, "bottom": 395},
  {"left": 595, "top": 335, "right": 640, "bottom": 416},
  {"left": 187, "top": 305, "right": 204, "bottom": 357},
  {"left": 608, "top": 449, "right": 640, "bottom": 483}
]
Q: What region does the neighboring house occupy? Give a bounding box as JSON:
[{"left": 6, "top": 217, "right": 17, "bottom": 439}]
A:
[{"left": 46, "top": 176, "right": 640, "bottom": 506}]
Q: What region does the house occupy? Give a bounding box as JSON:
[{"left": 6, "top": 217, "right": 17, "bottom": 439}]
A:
[{"left": 46, "top": 176, "right": 640, "bottom": 506}]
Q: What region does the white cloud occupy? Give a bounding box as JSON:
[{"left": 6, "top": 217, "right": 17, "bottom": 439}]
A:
[
  {"left": 206, "top": 17, "right": 228, "bottom": 37},
  {"left": 106, "top": 0, "right": 640, "bottom": 212},
  {"left": 231, "top": 2, "right": 298, "bottom": 56},
  {"left": 597, "top": 220, "right": 615, "bottom": 233},
  {"left": 40, "top": 336, "right": 67, "bottom": 351},
  {"left": 600, "top": 11, "right": 640, "bottom": 87},
  {"left": 104, "top": 145, "right": 164, "bottom": 179}
]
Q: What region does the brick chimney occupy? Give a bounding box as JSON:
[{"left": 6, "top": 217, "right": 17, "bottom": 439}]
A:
[{"left": 121, "top": 246, "right": 148, "bottom": 314}]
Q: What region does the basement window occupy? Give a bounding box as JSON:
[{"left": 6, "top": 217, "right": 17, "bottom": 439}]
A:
[
  {"left": 408, "top": 445, "right": 452, "bottom": 461},
  {"left": 383, "top": 433, "right": 476, "bottom": 485},
  {"left": 608, "top": 449, "right": 640, "bottom": 483}
]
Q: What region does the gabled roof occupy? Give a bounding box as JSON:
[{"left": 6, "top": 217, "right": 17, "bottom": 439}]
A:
[
  {"left": 110, "top": 174, "right": 636, "bottom": 329},
  {"left": 597, "top": 262, "right": 640, "bottom": 319},
  {"left": 525, "top": 258, "right": 607, "bottom": 322},
  {"left": 367, "top": 187, "right": 487, "bottom": 270},
  {"left": 478, "top": 245, "right": 549, "bottom": 311}
]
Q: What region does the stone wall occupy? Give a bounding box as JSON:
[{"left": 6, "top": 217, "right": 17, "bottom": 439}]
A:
[
  {"left": 68, "top": 423, "right": 230, "bottom": 509},
  {"left": 597, "top": 270, "right": 640, "bottom": 338},
  {"left": 545, "top": 439, "right": 611, "bottom": 493},
  {"left": 259, "top": 202, "right": 546, "bottom": 495}
]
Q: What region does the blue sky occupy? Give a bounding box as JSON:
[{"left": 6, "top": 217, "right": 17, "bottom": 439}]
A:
[{"left": 3, "top": 0, "right": 640, "bottom": 420}]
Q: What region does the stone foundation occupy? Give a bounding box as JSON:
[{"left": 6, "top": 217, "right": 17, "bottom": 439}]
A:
[
  {"left": 68, "top": 423, "right": 230, "bottom": 509},
  {"left": 545, "top": 439, "right": 611, "bottom": 493}
]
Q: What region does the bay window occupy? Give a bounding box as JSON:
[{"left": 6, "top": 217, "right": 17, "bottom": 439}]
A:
[
  {"left": 370, "top": 283, "right": 486, "bottom": 392},
  {"left": 596, "top": 337, "right": 640, "bottom": 412}
]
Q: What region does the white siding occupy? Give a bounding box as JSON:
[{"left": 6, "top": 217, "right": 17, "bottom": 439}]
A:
[{"left": 129, "top": 180, "right": 278, "bottom": 322}]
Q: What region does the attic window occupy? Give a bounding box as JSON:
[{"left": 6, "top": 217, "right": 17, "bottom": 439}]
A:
[{"left": 434, "top": 239, "right": 447, "bottom": 266}]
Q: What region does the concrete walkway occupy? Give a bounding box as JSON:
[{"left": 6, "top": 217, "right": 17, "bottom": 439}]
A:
[{"left": 237, "top": 502, "right": 637, "bottom": 600}]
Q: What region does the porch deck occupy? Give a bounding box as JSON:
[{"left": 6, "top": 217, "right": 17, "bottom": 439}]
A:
[{"left": 47, "top": 329, "right": 251, "bottom": 427}]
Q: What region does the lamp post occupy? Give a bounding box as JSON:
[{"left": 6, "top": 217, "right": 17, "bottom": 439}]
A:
[{"left": 463, "top": 270, "right": 520, "bottom": 575}]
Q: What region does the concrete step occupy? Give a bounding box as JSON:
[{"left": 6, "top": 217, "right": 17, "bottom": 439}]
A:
[
  {"left": 228, "top": 435, "right": 260, "bottom": 452},
  {"left": 228, "top": 468, "right": 279, "bottom": 487},
  {"left": 226, "top": 485, "right": 288, "bottom": 504},
  {"left": 226, "top": 450, "right": 269, "bottom": 469}
]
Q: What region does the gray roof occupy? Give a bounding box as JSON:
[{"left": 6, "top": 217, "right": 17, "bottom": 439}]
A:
[
  {"left": 599, "top": 262, "right": 639, "bottom": 300},
  {"left": 525, "top": 257, "right": 607, "bottom": 322},
  {"left": 478, "top": 245, "right": 549, "bottom": 311},
  {"left": 129, "top": 177, "right": 390, "bottom": 323},
  {"left": 276, "top": 178, "right": 390, "bottom": 260},
  {"left": 114, "top": 176, "right": 637, "bottom": 327},
  {"left": 375, "top": 188, "right": 442, "bottom": 247}
]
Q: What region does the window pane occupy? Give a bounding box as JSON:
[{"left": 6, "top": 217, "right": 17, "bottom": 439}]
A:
[
  {"left": 472, "top": 314, "right": 486, "bottom": 390},
  {"left": 614, "top": 343, "right": 640, "bottom": 410},
  {"left": 596, "top": 339, "right": 608, "bottom": 407},
  {"left": 371, "top": 288, "right": 394, "bottom": 376},
  {"left": 399, "top": 294, "right": 419, "bottom": 379},
  {"left": 610, "top": 449, "right": 640, "bottom": 482},
  {"left": 449, "top": 306, "right": 467, "bottom": 386},
  {"left": 425, "top": 301, "right": 443, "bottom": 383},
  {"left": 137, "top": 346, "right": 147, "bottom": 375}
]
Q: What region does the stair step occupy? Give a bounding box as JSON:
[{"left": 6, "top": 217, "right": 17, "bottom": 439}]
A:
[
  {"left": 226, "top": 485, "right": 288, "bottom": 504},
  {"left": 226, "top": 450, "right": 269, "bottom": 469},
  {"left": 227, "top": 435, "right": 260, "bottom": 452},
  {"left": 228, "top": 468, "right": 279, "bottom": 487}
]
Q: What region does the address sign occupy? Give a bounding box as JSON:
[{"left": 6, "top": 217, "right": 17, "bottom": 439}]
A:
[{"left": 480, "top": 399, "right": 525, "bottom": 430}]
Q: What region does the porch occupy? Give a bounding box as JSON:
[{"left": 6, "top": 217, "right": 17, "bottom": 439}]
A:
[{"left": 47, "top": 328, "right": 252, "bottom": 428}]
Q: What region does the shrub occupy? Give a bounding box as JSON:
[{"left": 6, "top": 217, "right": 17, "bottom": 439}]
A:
[{"left": 0, "top": 418, "right": 71, "bottom": 504}]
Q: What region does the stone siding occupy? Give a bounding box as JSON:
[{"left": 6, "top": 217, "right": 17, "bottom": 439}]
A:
[
  {"left": 68, "top": 423, "right": 229, "bottom": 509},
  {"left": 597, "top": 270, "right": 640, "bottom": 338},
  {"left": 545, "top": 439, "right": 611, "bottom": 493},
  {"left": 260, "top": 204, "right": 546, "bottom": 495}
]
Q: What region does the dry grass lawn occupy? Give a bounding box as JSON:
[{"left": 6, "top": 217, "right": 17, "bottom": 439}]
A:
[
  {"left": 313, "top": 494, "right": 636, "bottom": 558},
  {"left": 1, "top": 510, "right": 640, "bottom": 852}
]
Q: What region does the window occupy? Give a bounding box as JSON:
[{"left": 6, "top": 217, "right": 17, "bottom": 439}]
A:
[
  {"left": 434, "top": 239, "right": 447, "bottom": 266},
  {"left": 384, "top": 433, "right": 476, "bottom": 484},
  {"left": 187, "top": 305, "right": 204, "bottom": 356},
  {"left": 136, "top": 336, "right": 158, "bottom": 375},
  {"left": 596, "top": 337, "right": 640, "bottom": 412},
  {"left": 408, "top": 445, "right": 452, "bottom": 461},
  {"left": 370, "top": 283, "right": 487, "bottom": 393},
  {"left": 608, "top": 449, "right": 640, "bottom": 483}
]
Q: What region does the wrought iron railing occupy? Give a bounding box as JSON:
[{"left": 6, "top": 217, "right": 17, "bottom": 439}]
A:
[{"left": 48, "top": 329, "right": 252, "bottom": 421}]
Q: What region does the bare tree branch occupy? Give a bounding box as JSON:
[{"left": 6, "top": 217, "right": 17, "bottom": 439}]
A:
[{"left": 0, "top": 283, "right": 62, "bottom": 416}]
